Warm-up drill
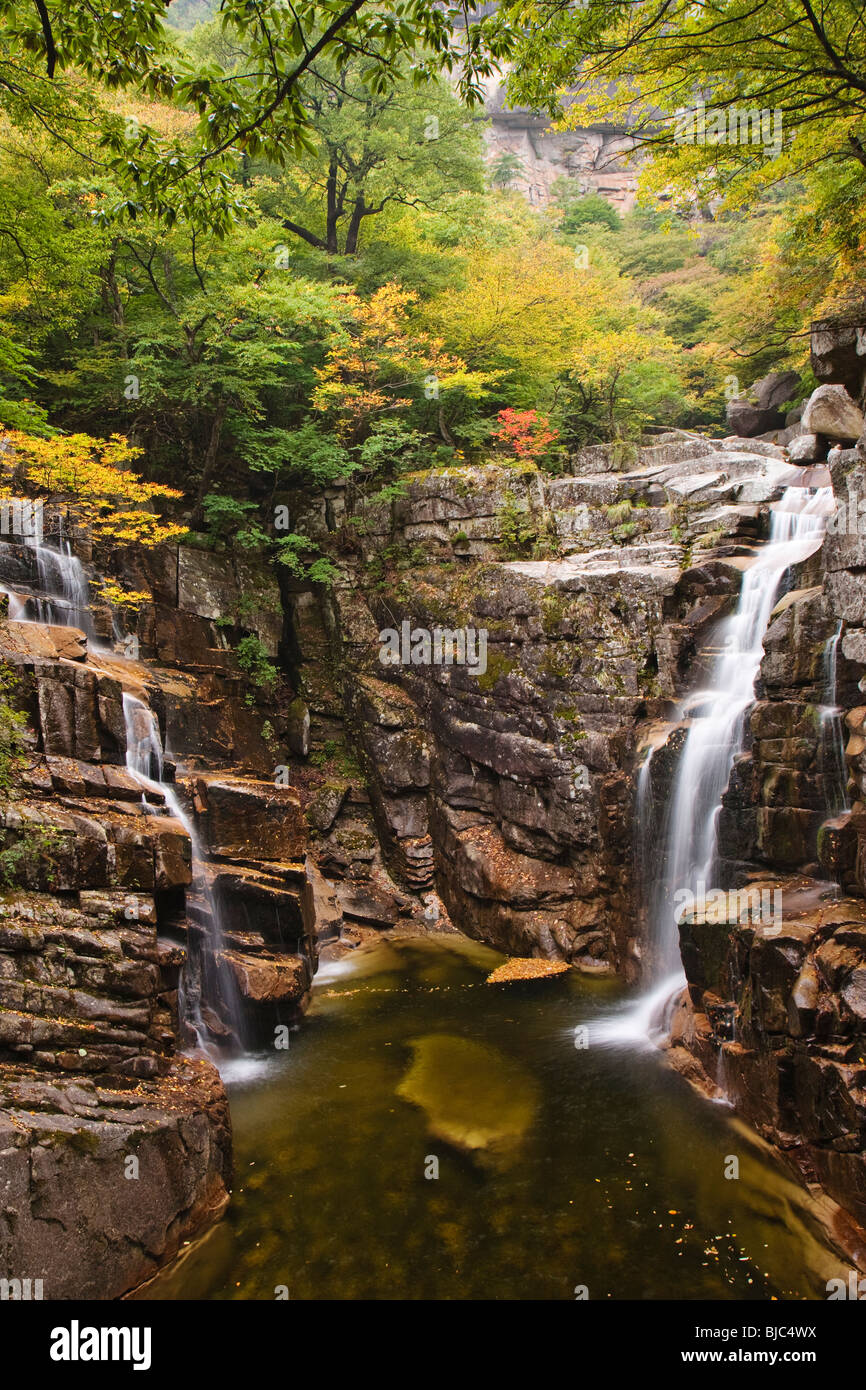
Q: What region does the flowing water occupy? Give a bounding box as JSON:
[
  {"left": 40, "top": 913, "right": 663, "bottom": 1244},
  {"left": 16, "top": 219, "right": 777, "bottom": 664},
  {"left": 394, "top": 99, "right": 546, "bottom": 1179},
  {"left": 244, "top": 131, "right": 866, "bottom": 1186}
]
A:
[
  {"left": 819, "top": 620, "right": 849, "bottom": 820},
  {"left": 616, "top": 487, "right": 834, "bottom": 1039},
  {"left": 3, "top": 521, "right": 96, "bottom": 637},
  {"left": 135, "top": 935, "right": 849, "bottom": 1301},
  {"left": 2, "top": 494, "right": 854, "bottom": 1300},
  {"left": 122, "top": 691, "right": 244, "bottom": 1049}
]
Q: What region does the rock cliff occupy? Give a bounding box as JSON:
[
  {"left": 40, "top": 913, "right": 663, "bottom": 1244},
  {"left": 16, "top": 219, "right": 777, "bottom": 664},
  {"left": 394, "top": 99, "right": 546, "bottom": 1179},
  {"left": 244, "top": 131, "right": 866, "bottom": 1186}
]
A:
[{"left": 6, "top": 376, "right": 866, "bottom": 1289}]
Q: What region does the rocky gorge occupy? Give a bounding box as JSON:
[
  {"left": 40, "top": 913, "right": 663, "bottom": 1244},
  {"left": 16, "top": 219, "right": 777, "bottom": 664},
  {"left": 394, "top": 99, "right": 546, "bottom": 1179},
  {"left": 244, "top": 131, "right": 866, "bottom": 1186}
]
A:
[{"left": 4, "top": 324, "right": 866, "bottom": 1296}]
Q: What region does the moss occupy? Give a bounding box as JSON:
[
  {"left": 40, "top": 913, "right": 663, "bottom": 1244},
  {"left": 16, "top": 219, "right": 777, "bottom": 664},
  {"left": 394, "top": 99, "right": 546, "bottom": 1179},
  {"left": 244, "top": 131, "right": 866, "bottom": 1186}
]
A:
[
  {"left": 52, "top": 1126, "right": 102, "bottom": 1156},
  {"left": 310, "top": 739, "right": 362, "bottom": 778},
  {"left": 693, "top": 527, "right": 724, "bottom": 550},
  {"left": 475, "top": 649, "right": 517, "bottom": 693},
  {"left": 540, "top": 647, "right": 574, "bottom": 681},
  {"left": 541, "top": 591, "right": 569, "bottom": 635},
  {"left": 554, "top": 702, "right": 583, "bottom": 725},
  {"left": 496, "top": 490, "right": 537, "bottom": 559}
]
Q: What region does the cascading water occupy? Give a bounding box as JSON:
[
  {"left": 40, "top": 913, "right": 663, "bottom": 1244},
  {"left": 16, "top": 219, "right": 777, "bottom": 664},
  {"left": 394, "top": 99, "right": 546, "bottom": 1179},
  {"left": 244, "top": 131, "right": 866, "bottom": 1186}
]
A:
[
  {"left": 818, "top": 620, "right": 849, "bottom": 820},
  {"left": 29, "top": 527, "right": 94, "bottom": 634},
  {"left": 0, "top": 516, "right": 97, "bottom": 637},
  {"left": 0, "top": 501, "right": 247, "bottom": 1057},
  {"left": 122, "top": 691, "right": 245, "bottom": 1055},
  {"left": 600, "top": 486, "right": 834, "bottom": 1045}
]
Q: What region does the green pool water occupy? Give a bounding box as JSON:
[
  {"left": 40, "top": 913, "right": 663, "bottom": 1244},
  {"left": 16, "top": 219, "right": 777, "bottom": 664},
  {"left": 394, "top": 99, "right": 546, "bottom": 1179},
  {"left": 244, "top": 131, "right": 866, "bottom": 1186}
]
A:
[{"left": 140, "top": 934, "right": 849, "bottom": 1301}]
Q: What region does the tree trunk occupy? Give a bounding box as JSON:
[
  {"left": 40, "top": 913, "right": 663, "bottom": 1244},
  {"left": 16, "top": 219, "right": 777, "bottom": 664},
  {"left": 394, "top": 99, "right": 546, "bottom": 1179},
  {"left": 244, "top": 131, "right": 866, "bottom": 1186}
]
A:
[
  {"left": 192, "top": 400, "right": 228, "bottom": 524},
  {"left": 326, "top": 155, "right": 340, "bottom": 253},
  {"left": 437, "top": 405, "right": 455, "bottom": 446},
  {"left": 344, "top": 196, "right": 367, "bottom": 255}
]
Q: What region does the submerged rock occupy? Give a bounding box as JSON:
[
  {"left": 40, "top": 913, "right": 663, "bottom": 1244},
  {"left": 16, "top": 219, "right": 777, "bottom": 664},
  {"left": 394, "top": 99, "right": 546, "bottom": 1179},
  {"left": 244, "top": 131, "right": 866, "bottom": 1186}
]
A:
[{"left": 397, "top": 1034, "right": 537, "bottom": 1153}]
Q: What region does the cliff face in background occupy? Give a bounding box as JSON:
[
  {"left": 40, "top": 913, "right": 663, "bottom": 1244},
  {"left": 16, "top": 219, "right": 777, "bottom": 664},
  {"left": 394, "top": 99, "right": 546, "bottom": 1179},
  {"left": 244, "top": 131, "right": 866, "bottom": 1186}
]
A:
[
  {"left": 481, "top": 77, "right": 639, "bottom": 210},
  {"left": 5, "top": 323, "right": 866, "bottom": 1292}
]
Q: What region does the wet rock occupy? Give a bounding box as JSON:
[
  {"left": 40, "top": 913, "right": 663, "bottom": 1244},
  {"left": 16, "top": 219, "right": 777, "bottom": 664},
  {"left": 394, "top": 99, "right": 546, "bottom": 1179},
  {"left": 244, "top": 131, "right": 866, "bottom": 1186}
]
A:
[
  {"left": 286, "top": 696, "right": 310, "bottom": 758},
  {"left": 0, "top": 1057, "right": 230, "bottom": 1299},
  {"left": 194, "top": 776, "right": 305, "bottom": 862},
  {"left": 220, "top": 949, "right": 308, "bottom": 1005}
]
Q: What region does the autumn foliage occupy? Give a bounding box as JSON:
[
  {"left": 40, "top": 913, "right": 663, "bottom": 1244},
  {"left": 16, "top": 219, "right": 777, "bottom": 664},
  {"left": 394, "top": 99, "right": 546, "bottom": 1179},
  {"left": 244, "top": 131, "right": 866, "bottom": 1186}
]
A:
[
  {"left": 491, "top": 408, "right": 559, "bottom": 462},
  {"left": 2, "top": 432, "right": 187, "bottom": 547},
  {"left": 312, "top": 284, "right": 485, "bottom": 442}
]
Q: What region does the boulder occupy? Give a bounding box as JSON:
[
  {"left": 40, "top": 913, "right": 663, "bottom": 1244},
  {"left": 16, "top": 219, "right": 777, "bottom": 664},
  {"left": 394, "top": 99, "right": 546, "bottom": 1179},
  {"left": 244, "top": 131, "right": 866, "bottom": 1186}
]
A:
[
  {"left": 787, "top": 432, "right": 821, "bottom": 463},
  {"left": 724, "top": 372, "right": 800, "bottom": 439},
  {"left": 750, "top": 370, "right": 801, "bottom": 412},
  {"left": 801, "top": 384, "right": 865, "bottom": 441},
  {"left": 725, "top": 398, "right": 784, "bottom": 438},
  {"left": 810, "top": 319, "right": 866, "bottom": 395}
]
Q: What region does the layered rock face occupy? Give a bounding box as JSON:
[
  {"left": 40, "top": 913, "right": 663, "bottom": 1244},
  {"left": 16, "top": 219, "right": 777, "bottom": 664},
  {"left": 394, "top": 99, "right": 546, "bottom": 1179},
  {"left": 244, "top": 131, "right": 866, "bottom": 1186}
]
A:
[
  {"left": 7, "top": 378, "right": 866, "bottom": 1282},
  {"left": 288, "top": 434, "right": 798, "bottom": 974},
  {"left": 286, "top": 406, "right": 866, "bottom": 1235},
  {"left": 671, "top": 882, "right": 866, "bottom": 1227},
  {"left": 481, "top": 83, "right": 638, "bottom": 211},
  {"left": 662, "top": 404, "right": 866, "bottom": 1230},
  {"left": 0, "top": 517, "right": 317, "bottom": 1296}
]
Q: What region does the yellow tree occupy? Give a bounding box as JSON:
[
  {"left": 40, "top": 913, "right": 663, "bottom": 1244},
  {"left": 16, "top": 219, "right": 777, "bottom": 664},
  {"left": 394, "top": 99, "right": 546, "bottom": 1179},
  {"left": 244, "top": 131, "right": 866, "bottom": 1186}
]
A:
[
  {"left": 312, "top": 283, "right": 488, "bottom": 444},
  {"left": 424, "top": 231, "right": 682, "bottom": 436},
  {"left": 2, "top": 431, "right": 188, "bottom": 547}
]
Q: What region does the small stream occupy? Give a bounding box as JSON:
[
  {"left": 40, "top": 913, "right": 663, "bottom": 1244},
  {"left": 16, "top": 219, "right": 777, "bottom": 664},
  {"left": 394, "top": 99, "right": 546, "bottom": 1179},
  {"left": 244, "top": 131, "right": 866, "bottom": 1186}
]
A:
[{"left": 137, "top": 933, "right": 846, "bottom": 1301}]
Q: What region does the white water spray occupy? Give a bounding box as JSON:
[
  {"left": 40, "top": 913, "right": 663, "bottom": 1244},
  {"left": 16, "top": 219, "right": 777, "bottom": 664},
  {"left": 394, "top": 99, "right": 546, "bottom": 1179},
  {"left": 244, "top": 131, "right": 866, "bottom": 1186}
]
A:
[
  {"left": 597, "top": 486, "right": 833, "bottom": 1046},
  {"left": 0, "top": 517, "right": 96, "bottom": 636},
  {"left": 122, "top": 691, "right": 243, "bottom": 1054},
  {"left": 818, "top": 620, "right": 849, "bottom": 820}
]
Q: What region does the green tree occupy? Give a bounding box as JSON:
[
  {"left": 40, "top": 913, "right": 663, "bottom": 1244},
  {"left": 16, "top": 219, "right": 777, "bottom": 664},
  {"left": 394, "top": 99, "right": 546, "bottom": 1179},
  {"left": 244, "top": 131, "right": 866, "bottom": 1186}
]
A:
[
  {"left": 0, "top": 0, "right": 511, "bottom": 232},
  {"left": 499, "top": 0, "right": 866, "bottom": 227},
  {"left": 246, "top": 61, "right": 485, "bottom": 256}
]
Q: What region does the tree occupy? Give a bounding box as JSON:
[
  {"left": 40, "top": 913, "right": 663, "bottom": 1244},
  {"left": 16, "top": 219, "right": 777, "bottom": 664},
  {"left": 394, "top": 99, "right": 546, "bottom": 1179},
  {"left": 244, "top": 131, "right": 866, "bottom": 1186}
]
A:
[
  {"left": 554, "top": 188, "right": 622, "bottom": 235},
  {"left": 0, "top": 0, "right": 512, "bottom": 231},
  {"left": 3, "top": 430, "right": 187, "bottom": 545},
  {"left": 0, "top": 132, "right": 109, "bottom": 431},
  {"left": 312, "top": 281, "right": 486, "bottom": 445},
  {"left": 39, "top": 212, "right": 348, "bottom": 504},
  {"left": 498, "top": 0, "right": 866, "bottom": 221},
  {"left": 242, "top": 60, "right": 484, "bottom": 256}
]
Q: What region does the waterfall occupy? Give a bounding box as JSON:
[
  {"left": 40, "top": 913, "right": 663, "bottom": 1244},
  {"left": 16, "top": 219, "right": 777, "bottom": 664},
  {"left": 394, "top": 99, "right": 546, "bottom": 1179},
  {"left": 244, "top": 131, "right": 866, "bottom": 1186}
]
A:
[
  {"left": 122, "top": 692, "right": 245, "bottom": 1054},
  {"left": 818, "top": 621, "right": 849, "bottom": 820},
  {"left": 29, "top": 528, "right": 94, "bottom": 635},
  {"left": 0, "top": 517, "right": 95, "bottom": 637},
  {"left": 602, "top": 486, "right": 834, "bottom": 1045}
]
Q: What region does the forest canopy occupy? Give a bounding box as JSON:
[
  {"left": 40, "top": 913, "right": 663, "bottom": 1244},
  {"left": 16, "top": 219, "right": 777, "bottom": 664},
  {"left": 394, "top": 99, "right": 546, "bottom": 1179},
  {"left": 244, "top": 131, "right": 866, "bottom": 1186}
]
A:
[{"left": 0, "top": 0, "right": 863, "bottom": 524}]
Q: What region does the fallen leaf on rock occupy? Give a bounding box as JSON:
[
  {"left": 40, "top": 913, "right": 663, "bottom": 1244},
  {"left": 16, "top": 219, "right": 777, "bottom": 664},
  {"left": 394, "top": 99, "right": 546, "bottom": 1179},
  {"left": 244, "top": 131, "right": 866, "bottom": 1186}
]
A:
[{"left": 485, "top": 957, "right": 570, "bottom": 984}]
